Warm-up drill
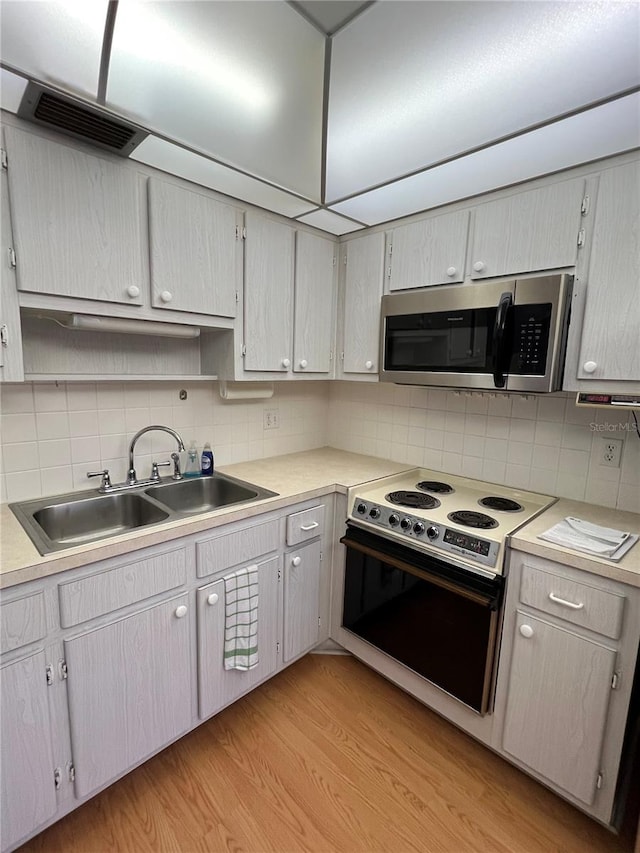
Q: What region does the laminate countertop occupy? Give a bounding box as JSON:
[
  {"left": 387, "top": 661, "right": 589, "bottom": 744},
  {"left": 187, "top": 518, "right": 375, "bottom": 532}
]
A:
[
  {"left": 0, "top": 448, "right": 410, "bottom": 589},
  {"left": 2, "top": 447, "right": 639, "bottom": 590}
]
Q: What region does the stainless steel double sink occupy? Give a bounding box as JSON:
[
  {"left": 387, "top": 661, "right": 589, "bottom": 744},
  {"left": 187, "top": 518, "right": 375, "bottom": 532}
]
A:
[{"left": 10, "top": 473, "right": 278, "bottom": 555}]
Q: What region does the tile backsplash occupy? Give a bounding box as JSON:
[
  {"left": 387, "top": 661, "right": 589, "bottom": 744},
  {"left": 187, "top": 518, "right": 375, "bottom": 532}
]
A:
[
  {"left": 327, "top": 382, "right": 640, "bottom": 514},
  {"left": 0, "top": 381, "right": 329, "bottom": 503},
  {"left": 1, "top": 379, "right": 639, "bottom": 513}
]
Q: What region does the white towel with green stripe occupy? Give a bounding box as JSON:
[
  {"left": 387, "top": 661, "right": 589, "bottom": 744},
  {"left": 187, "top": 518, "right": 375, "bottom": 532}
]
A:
[{"left": 223, "top": 565, "right": 259, "bottom": 671}]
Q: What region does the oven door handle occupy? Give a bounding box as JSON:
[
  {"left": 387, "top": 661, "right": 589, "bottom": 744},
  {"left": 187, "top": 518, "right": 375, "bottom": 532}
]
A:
[
  {"left": 340, "top": 535, "right": 497, "bottom": 608},
  {"left": 492, "top": 291, "right": 513, "bottom": 389}
]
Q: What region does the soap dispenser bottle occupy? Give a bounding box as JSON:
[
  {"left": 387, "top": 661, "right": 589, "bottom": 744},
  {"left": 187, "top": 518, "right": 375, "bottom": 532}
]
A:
[
  {"left": 201, "top": 442, "right": 214, "bottom": 476},
  {"left": 184, "top": 440, "right": 200, "bottom": 478}
]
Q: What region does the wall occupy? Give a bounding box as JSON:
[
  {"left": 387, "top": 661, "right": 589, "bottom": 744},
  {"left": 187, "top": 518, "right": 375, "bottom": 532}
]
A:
[
  {"left": 2, "top": 379, "right": 639, "bottom": 514},
  {"left": 327, "top": 382, "right": 640, "bottom": 513},
  {"left": 0, "top": 381, "right": 329, "bottom": 503}
]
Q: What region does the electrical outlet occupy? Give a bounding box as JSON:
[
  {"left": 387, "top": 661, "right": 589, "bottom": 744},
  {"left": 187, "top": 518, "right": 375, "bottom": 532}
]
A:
[
  {"left": 263, "top": 408, "right": 280, "bottom": 430},
  {"left": 600, "top": 437, "right": 623, "bottom": 468}
]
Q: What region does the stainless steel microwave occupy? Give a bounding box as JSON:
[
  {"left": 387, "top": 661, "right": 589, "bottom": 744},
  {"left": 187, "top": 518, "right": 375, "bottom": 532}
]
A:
[{"left": 380, "top": 274, "right": 573, "bottom": 392}]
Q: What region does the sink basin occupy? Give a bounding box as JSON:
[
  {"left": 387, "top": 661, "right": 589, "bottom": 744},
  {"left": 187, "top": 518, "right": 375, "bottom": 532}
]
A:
[
  {"left": 11, "top": 492, "right": 170, "bottom": 554},
  {"left": 10, "top": 473, "right": 278, "bottom": 555},
  {"left": 145, "top": 473, "right": 276, "bottom": 514}
]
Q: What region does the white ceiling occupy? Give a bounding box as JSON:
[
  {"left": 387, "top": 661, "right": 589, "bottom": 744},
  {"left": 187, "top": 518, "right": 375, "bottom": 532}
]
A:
[{"left": 0, "top": 1, "right": 638, "bottom": 235}]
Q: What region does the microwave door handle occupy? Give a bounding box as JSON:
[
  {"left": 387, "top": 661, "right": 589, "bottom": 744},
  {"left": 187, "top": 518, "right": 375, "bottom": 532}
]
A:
[{"left": 492, "top": 291, "right": 513, "bottom": 388}]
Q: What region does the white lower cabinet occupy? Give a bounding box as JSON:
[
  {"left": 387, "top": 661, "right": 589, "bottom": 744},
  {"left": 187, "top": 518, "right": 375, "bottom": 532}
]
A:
[
  {"left": 283, "top": 540, "right": 322, "bottom": 663},
  {"left": 495, "top": 551, "right": 640, "bottom": 823},
  {"left": 197, "top": 556, "right": 280, "bottom": 719},
  {"left": 64, "top": 593, "right": 193, "bottom": 799},
  {"left": 0, "top": 650, "right": 58, "bottom": 851}
]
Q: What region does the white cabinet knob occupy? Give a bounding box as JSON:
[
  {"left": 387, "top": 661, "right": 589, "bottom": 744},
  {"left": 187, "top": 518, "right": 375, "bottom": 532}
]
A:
[
  {"left": 473, "top": 261, "right": 485, "bottom": 273},
  {"left": 365, "top": 360, "right": 374, "bottom": 370},
  {"left": 299, "top": 359, "right": 308, "bottom": 369},
  {"left": 583, "top": 360, "right": 597, "bottom": 374},
  {"left": 174, "top": 605, "right": 188, "bottom": 619},
  {"left": 207, "top": 593, "right": 219, "bottom": 606},
  {"left": 281, "top": 358, "right": 291, "bottom": 368},
  {"left": 519, "top": 624, "right": 534, "bottom": 638},
  {"left": 160, "top": 290, "right": 173, "bottom": 304},
  {"left": 446, "top": 266, "right": 457, "bottom": 278},
  {"left": 126, "top": 285, "right": 140, "bottom": 298},
  {"left": 291, "top": 555, "right": 302, "bottom": 567}
]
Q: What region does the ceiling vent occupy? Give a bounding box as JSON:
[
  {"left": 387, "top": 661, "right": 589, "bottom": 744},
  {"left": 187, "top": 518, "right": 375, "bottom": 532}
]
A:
[{"left": 17, "top": 82, "right": 148, "bottom": 156}]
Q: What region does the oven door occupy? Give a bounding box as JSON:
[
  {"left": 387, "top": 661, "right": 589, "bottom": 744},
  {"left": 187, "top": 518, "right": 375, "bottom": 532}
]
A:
[{"left": 340, "top": 525, "right": 504, "bottom": 715}]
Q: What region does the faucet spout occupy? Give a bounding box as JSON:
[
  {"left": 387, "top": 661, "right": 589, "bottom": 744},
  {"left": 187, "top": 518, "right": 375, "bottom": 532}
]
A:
[{"left": 127, "top": 425, "right": 186, "bottom": 485}]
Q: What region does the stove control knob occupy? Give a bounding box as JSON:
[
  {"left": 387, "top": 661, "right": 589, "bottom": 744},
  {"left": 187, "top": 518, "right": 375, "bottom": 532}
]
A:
[
  {"left": 413, "top": 522, "right": 425, "bottom": 536},
  {"left": 400, "top": 517, "right": 412, "bottom": 530},
  {"left": 356, "top": 502, "right": 367, "bottom": 515},
  {"left": 369, "top": 507, "right": 381, "bottom": 519},
  {"left": 426, "top": 525, "right": 439, "bottom": 540},
  {"left": 389, "top": 513, "right": 400, "bottom": 527}
]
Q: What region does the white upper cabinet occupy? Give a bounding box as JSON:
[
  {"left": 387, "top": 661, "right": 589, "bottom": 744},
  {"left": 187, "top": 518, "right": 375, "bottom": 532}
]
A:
[
  {"left": 148, "top": 178, "right": 241, "bottom": 318},
  {"left": 341, "top": 231, "right": 385, "bottom": 376},
  {"left": 4, "top": 126, "right": 145, "bottom": 306},
  {"left": 470, "top": 178, "right": 585, "bottom": 279},
  {"left": 293, "top": 231, "right": 336, "bottom": 373},
  {"left": 577, "top": 160, "right": 640, "bottom": 382},
  {"left": 388, "top": 209, "right": 469, "bottom": 290},
  {"left": 243, "top": 212, "right": 295, "bottom": 372}
]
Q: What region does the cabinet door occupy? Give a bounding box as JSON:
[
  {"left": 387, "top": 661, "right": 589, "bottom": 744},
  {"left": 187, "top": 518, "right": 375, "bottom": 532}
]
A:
[
  {"left": 342, "top": 232, "right": 385, "bottom": 375},
  {"left": 4, "top": 126, "right": 145, "bottom": 306},
  {"left": 0, "top": 146, "right": 24, "bottom": 380},
  {"left": 502, "top": 611, "right": 616, "bottom": 805},
  {"left": 389, "top": 209, "right": 469, "bottom": 290},
  {"left": 578, "top": 161, "right": 640, "bottom": 381},
  {"left": 148, "top": 178, "right": 239, "bottom": 318},
  {"left": 244, "top": 212, "right": 294, "bottom": 371},
  {"left": 283, "top": 540, "right": 321, "bottom": 663},
  {"left": 64, "top": 593, "right": 192, "bottom": 798},
  {"left": 293, "top": 231, "right": 335, "bottom": 374},
  {"left": 197, "top": 556, "right": 279, "bottom": 719},
  {"left": 470, "top": 178, "right": 584, "bottom": 279},
  {"left": 1, "top": 650, "right": 57, "bottom": 850}
]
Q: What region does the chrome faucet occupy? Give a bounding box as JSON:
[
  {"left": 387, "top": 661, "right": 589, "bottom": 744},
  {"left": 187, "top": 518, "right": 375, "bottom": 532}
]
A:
[{"left": 128, "top": 425, "right": 186, "bottom": 485}]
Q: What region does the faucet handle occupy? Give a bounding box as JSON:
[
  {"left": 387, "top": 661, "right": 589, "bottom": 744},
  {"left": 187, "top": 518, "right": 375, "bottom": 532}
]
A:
[
  {"left": 87, "top": 469, "right": 112, "bottom": 491},
  {"left": 151, "top": 460, "right": 171, "bottom": 481}
]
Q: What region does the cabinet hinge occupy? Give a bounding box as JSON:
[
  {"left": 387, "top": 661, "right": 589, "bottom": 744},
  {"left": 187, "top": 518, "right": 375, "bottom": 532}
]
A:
[
  {"left": 277, "top": 567, "right": 282, "bottom": 581},
  {"left": 332, "top": 256, "right": 336, "bottom": 266},
  {"left": 45, "top": 664, "right": 54, "bottom": 686},
  {"left": 276, "top": 641, "right": 281, "bottom": 653},
  {"left": 611, "top": 671, "right": 620, "bottom": 690},
  {"left": 235, "top": 290, "right": 239, "bottom": 304},
  {"left": 59, "top": 660, "right": 68, "bottom": 680},
  {"left": 67, "top": 762, "right": 75, "bottom": 782},
  {"left": 235, "top": 225, "right": 247, "bottom": 240},
  {"left": 343, "top": 254, "right": 347, "bottom": 265},
  {"left": 54, "top": 768, "right": 62, "bottom": 790},
  {"left": 1, "top": 149, "right": 7, "bottom": 170},
  {"left": 577, "top": 228, "right": 585, "bottom": 248},
  {"left": 340, "top": 351, "right": 345, "bottom": 362},
  {"left": 1, "top": 325, "right": 8, "bottom": 348},
  {"left": 318, "top": 616, "right": 321, "bottom": 627},
  {"left": 389, "top": 244, "right": 393, "bottom": 255},
  {"left": 581, "top": 195, "right": 590, "bottom": 216},
  {"left": 387, "top": 266, "right": 392, "bottom": 278},
  {"left": 329, "top": 350, "right": 333, "bottom": 362},
  {"left": 241, "top": 344, "right": 246, "bottom": 358},
  {"left": 596, "top": 772, "right": 603, "bottom": 790},
  {"left": 320, "top": 551, "right": 323, "bottom": 561},
  {"left": 8, "top": 247, "right": 16, "bottom": 269}
]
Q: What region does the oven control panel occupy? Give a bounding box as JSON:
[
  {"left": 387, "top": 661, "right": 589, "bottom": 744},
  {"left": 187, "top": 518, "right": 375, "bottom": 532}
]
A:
[{"left": 350, "top": 498, "right": 500, "bottom": 568}]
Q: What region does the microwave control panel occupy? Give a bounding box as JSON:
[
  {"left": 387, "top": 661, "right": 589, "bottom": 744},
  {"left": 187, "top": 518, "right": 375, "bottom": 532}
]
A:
[{"left": 512, "top": 304, "right": 552, "bottom": 374}]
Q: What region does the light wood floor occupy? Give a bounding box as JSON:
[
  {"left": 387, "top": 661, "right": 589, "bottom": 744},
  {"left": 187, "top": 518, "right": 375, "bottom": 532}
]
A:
[{"left": 20, "top": 654, "right": 634, "bottom": 853}]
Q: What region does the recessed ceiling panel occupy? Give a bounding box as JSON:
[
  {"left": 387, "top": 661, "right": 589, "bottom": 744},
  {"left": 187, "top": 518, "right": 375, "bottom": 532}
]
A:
[
  {"left": 130, "top": 136, "right": 317, "bottom": 219},
  {"left": 296, "top": 208, "right": 365, "bottom": 234},
  {"left": 327, "top": 1, "right": 640, "bottom": 202},
  {"left": 0, "top": 0, "right": 107, "bottom": 99},
  {"left": 331, "top": 94, "right": 640, "bottom": 225},
  {"left": 108, "top": 1, "right": 324, "bottom": 200}
]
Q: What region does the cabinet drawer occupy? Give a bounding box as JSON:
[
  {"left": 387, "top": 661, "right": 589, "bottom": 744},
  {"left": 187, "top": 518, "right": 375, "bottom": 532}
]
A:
[
  {"left": 196, "top": 519, "right": 279, "bottom": 578},
  {"left": 59, "top": 547, "right": 187, "bottom": 627},
  {"left": 286, "top": 504, "right": 325, "bottom": 546},
  {"left": 0, "top": 590, "right": 46, "bottom": 653},
  {"left": 520, "top": 564, "right": 625, "bottom": 639}
]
